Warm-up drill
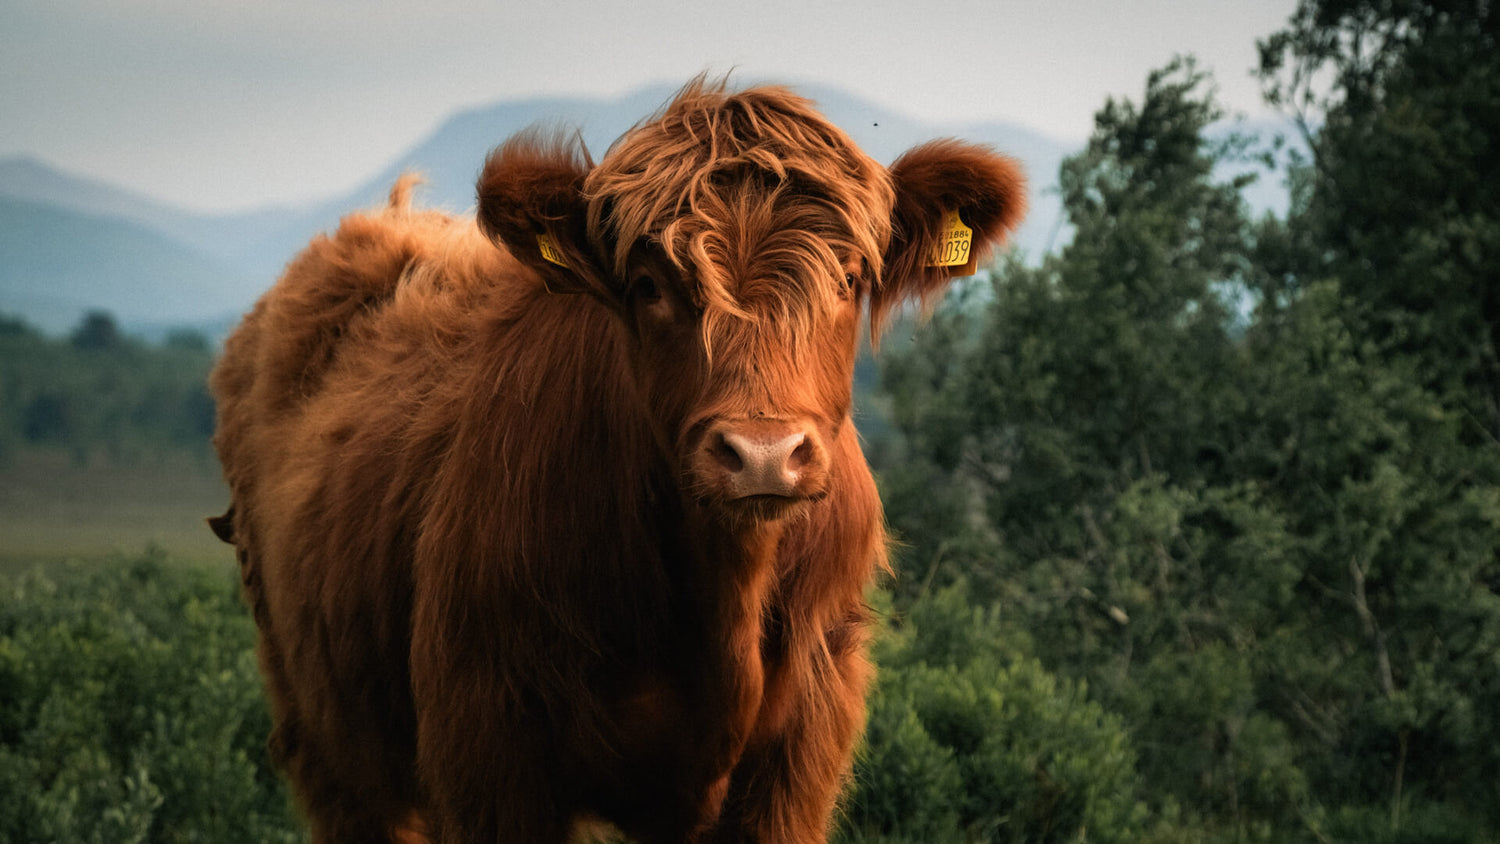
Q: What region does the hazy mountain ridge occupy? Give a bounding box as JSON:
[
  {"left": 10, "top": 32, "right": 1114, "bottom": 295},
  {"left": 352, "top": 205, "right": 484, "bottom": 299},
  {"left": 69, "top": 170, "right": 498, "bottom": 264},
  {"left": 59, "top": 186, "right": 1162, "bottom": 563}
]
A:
[
  {"left": 0, "top": 193, "right": 255, "bottom": 335},
  {"left": 0, "top": 83, "right": 1084, "bottom": 336}
]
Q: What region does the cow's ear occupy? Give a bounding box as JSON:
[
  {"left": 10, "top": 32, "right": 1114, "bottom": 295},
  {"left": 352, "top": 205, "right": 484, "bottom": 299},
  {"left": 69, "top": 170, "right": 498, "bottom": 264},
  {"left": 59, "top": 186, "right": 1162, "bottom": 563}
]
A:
[
  {"left": 871, "top": 140, "right": 1026, "bottom": 334},
  {"left": 477, "top": 131, "right": 614, "bottom": 300}
]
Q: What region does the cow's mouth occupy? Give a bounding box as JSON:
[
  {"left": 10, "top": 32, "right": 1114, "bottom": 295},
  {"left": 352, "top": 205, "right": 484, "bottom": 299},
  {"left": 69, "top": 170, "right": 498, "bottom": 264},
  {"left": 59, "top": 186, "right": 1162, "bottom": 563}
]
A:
[
  {"left": 715, "top": 489, "right": 830, "bottom": 525},
  {"left": 734, "top": 493, "right": 804, "bottom": 517}
]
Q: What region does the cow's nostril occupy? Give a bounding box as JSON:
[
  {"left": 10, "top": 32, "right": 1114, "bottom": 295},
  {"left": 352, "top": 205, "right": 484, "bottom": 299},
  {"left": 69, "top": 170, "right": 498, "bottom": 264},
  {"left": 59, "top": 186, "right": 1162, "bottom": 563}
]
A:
[
  {"left": 788, "top": 436, "right": 813, "bottom": 470},
  {"left": 711, "top": 433, "right": 745, "bottom": 473}
]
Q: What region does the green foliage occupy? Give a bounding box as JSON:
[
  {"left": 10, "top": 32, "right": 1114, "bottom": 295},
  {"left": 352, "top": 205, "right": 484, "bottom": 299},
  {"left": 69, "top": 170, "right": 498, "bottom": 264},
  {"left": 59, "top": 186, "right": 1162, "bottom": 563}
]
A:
[
  {"left": 841, "top": 585, "right": 1144, "bottom": 843},
  {"left": 1258, "top": 0, "right": 1500, "bottom": 432},
  {"left": 1317, "top": 802, "right": 1495, "bottom": 844},
  {"left": 7, "top": 5, "right": 1500, "bottom": 839},
  {"left": 0, "top": 552, "right": 302, "bottom": 843},
  {"left": 70, "top": 310, "right": 124, "bottom": 351},
  {"left": 876, "top": 43, "right": 1500, "bottom": 842},
  {"left": 0, "top": 312, "right": 217, "bottom": 466}
]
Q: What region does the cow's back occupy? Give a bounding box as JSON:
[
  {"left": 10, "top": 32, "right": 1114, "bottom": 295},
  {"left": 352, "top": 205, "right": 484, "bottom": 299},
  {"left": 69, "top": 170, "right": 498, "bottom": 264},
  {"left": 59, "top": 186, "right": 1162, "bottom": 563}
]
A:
[
  {"left": 207, "top": 182, "right": 533, "bottom": 839},
  {"left": 211, "top": 181, "right": 489, "bottom": 632},
  {"left": 215, "top": 180, "right": 466, "bottom": 467}
]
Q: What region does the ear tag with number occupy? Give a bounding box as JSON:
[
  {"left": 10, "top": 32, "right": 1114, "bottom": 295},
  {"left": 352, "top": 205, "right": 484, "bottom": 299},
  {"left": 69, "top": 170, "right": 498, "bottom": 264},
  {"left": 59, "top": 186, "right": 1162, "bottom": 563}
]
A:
[
  {"left": 927, "top": 209, "right": 978, "bottom": 275},
  {"left": 537, "top": 234, "right": 568, "bottom": 268}
]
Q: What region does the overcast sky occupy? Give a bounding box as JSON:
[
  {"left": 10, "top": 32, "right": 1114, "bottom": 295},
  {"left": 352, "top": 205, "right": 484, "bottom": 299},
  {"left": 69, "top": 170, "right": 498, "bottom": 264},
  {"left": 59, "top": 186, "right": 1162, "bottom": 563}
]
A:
[{"left": 1, "top": 0, "right": 1299, "bottom": 215}]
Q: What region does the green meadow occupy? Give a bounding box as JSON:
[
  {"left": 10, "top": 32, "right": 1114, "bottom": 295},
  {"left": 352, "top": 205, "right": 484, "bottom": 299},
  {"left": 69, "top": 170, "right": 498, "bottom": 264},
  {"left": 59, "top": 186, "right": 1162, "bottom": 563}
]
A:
[{"left": 0, "top": 450, "right": 229, "bottom": 572}]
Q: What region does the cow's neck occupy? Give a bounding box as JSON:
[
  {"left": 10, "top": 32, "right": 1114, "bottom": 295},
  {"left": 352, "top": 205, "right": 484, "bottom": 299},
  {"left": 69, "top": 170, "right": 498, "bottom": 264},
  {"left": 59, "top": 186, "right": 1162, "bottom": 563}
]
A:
[
  {"left": 680, "top": 508, "right": 784, "bottom": 683},
  {"left": 711, "top": 512, "right": 784, "bottom": 617},
  {"left": 672, "top": 508, "right": 787, "bottom": 806}
]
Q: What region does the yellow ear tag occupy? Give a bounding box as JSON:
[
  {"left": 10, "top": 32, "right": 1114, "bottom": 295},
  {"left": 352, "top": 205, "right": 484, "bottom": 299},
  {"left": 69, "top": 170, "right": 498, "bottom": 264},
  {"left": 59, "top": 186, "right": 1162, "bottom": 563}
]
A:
[
  {"left": 928, "top": 209, "right": 976, "bottom": 273},
  {"left": 536, "top": 234, "right": 568, "bottom": 268}
]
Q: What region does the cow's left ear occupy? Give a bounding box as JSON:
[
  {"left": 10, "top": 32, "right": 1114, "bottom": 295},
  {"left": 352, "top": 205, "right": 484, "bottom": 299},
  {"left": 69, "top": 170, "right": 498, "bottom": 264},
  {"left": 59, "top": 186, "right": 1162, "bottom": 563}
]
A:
[
  {"left": 871, "top": 140, "right": 1026, "bottom": 334},
  {"left": 477, "top": 130, "right": 614, "bottom": 301}
]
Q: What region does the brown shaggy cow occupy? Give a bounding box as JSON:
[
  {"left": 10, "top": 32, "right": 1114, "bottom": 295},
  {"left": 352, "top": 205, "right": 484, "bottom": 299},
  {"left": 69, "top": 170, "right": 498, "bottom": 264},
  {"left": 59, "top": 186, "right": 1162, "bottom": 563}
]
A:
[{"left": 209, "top": 79, "right": 1024, "bottom": 843}]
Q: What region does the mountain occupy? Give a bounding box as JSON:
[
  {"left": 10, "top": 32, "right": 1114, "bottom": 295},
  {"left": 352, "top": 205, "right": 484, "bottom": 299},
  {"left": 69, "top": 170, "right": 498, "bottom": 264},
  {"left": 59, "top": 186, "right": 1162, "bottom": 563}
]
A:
[
  {"left": 0, "top": 156, "right": 325, "bottom": 334},
  {"left": 334, "top": 83, "right": 1072, "bottom": 262},
  {"left": 0, "top": 82, "right": 1079, "bottom": 336},
  {"left": 1, "top": 84, "right": 1304, "bottom": 339},
  {"left": 334, "top": 85, "right": 684, "bottom": 214},
  {"left": 0, "top": 194, "right": 254, "bottom": 335},
  {"left": 0, "top": 156, "right": 307, "bottom": 271}
]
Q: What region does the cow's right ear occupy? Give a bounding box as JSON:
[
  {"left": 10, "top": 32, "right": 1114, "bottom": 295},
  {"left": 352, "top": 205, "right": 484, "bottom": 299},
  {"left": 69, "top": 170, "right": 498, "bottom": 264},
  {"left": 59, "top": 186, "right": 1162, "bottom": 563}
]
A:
[{"left": 477, "top": 131, "right": 614, "bottom": 300}]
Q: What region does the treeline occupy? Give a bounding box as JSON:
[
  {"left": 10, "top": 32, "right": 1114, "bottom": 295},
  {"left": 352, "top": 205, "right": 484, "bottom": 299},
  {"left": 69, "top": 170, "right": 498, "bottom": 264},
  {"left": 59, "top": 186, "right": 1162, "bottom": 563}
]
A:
[
  {"left": 0, "top": 311, "right": 217, "bottom": 465},
  {"left": 858, "top": 1, "right": 1500, "bottom": 840}
]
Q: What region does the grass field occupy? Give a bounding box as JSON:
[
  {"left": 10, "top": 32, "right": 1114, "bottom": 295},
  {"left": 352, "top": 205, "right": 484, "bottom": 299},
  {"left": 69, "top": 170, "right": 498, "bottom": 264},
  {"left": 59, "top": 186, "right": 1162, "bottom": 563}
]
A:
[{"left": 0, "top": 448, "right": 232, "bottom": 572}]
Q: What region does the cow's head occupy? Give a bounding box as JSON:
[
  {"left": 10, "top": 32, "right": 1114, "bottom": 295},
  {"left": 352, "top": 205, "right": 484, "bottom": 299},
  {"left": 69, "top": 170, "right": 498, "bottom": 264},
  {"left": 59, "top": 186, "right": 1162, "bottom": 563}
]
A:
[{"left": 478, "top": 80, "right": 1024, "bottom": 524}]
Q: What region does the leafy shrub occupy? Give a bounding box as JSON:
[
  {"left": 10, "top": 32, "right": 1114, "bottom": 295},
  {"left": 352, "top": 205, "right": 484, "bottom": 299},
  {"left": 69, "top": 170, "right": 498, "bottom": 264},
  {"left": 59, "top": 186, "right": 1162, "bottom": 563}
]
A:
[
  {"left": 0, "top": 550, "right": 302, "bottom": 842},
  {"left": 840, "top": 584, "right": 1145, "bottom": 843}
]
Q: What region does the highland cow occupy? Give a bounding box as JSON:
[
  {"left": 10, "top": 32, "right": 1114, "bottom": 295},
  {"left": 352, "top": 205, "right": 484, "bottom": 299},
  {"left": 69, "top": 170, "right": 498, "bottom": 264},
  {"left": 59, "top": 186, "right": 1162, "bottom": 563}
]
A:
[{"left": 209, "top": 79, "right": 1024, "bottom": 843}]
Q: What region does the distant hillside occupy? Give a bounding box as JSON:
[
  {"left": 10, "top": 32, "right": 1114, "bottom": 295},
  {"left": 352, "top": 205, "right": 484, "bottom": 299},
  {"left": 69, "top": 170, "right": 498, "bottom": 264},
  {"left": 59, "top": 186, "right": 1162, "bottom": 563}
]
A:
[
  {"left": 0, "top": 195, "right": 251, "bottom": 334},
  {"left": 1, "top": 84, "right": 1305, "bottom": 340},
  {"left": 336, "top": 84, "right": 1073, "bottom": 262},
  {"left": 0, "top": 83, "right": 1082, "bottom": 335}
]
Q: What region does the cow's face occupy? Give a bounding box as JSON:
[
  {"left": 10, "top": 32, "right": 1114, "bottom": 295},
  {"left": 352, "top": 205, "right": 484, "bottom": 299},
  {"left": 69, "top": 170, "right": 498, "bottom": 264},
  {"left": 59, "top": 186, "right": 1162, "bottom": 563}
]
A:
[
  {"left": 478, "top": 82, "right": 1025, "bottom": 524},
  {"left": 612, "top": 192, "right": 872, "bottom": 521}
]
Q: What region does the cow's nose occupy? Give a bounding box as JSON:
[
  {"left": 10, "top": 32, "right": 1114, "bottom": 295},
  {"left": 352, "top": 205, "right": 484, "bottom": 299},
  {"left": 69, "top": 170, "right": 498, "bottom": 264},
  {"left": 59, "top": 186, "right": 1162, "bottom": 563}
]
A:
[{"left": 705, "top": 421, "right": 822, "bottom": 499}]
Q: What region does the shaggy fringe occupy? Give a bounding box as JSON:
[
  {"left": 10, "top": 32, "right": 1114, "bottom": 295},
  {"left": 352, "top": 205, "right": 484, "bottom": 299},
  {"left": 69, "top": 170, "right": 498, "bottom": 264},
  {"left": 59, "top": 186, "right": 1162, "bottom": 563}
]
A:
[{"left": 584, "top": 77, "right": 895, "bottom": 357}]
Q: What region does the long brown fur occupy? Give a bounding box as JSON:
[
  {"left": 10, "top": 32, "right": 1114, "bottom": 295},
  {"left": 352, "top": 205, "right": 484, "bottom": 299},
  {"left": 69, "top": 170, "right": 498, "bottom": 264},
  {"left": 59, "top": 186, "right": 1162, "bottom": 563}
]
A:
[{"left": 211, "top": 79, "right": 1024, "bottom": 844}]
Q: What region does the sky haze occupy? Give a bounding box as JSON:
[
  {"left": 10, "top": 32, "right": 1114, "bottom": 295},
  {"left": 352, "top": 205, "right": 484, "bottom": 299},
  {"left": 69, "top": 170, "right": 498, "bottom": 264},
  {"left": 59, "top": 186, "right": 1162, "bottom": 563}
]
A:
[{"left": 1, "top": 0, "right": 1299, "bottom": 213}]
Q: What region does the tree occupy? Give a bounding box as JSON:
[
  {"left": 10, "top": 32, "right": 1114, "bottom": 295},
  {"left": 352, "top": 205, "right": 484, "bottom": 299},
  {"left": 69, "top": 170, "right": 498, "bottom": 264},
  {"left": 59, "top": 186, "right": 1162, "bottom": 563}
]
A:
[
  {"left": 1258, "top": 0, "right": 1500, "bottom": 434},
  {"left": 878, "top": 48, "right": 1500, "bottom": 838},
  {"left": 69, "top": 310, "right": 122, "bottom": 352},
  {"left": 879, "top": 60, "right": 1308, "bottom": 835},
  {"left": 1254, "top": 2, "right": 1500, "bottom": 832},
  {"left": 0, "top": 314, "right": 218, "bottom": 464}
]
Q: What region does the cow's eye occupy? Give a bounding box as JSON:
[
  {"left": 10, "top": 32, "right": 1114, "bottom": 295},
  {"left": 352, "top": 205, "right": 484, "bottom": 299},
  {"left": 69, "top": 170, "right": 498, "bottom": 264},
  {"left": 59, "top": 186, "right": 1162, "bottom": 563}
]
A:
[{"left": 631, "top": 274, "right": 662, "bottom": 304}]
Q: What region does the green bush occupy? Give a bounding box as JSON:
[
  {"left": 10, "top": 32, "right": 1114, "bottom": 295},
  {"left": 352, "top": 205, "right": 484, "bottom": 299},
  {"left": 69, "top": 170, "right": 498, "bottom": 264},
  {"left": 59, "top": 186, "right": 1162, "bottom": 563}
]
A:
[
  {"left": 0, "top": 551, "right": 302, "bottom": 842},
  {"left": 3, "top": 559, "right": 1150, "bottom": 844},
  {"left": 840, "top": 585, "right": 1145, "bottom": 843}
]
